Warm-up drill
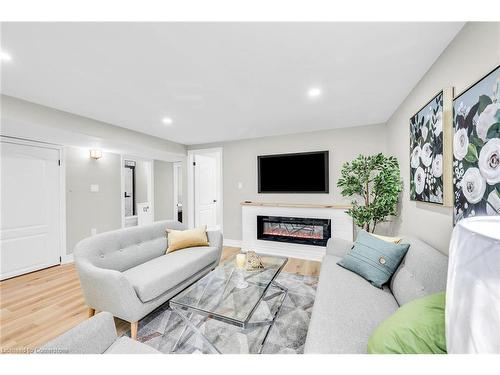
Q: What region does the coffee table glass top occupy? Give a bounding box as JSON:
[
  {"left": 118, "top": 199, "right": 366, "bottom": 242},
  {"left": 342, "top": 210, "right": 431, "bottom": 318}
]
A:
[{"left": 170, "top": 254, "right": 288, "bottom": 327}]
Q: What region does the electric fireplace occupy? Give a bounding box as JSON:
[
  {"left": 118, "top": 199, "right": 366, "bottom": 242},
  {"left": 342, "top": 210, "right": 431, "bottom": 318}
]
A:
[{"left": 257, "top": 215, "right": 331, "bottom": 247}]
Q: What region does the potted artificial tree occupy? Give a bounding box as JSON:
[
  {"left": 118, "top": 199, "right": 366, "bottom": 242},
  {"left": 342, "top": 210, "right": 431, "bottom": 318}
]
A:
[{"left": 337, "top": 153, "right": 403, "bottom": 233}]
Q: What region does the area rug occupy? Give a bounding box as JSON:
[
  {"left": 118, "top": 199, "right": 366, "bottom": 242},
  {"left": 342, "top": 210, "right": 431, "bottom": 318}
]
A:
[{"left": 125, "top": 272, "right": 318, "bottom": 354}]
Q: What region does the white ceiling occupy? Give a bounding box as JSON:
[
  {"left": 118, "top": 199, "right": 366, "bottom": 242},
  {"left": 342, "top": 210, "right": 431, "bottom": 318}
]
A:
[{"left": 1, "top": 22, "right": 464, "bottom": 145}]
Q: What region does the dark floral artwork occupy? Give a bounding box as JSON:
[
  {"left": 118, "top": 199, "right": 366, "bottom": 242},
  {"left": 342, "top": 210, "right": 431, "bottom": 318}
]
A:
[
  {"left": 453, "top": 65, "right": 500, "bottom": 223},
  {"left": 410, "top": 91, "right": 444, "bottom": 204}
]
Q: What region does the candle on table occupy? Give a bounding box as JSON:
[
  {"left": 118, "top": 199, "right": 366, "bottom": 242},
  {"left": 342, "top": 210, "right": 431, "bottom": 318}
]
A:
[{"left": 236, "top": 253, "right": 246, "bottom": 269}]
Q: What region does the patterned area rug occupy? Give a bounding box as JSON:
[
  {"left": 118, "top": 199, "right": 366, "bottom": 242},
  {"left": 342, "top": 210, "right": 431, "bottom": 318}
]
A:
[{"left": 126, "top": 272, "right": 318, "bottom": 354}]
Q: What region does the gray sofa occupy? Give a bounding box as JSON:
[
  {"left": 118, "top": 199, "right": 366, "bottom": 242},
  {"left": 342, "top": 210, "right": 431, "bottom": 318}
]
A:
[
  {"left": 74, "top": 220, "right": 223, "bottom": 339},
  {"left": 40, "top": 312, "right": 159, "bottom": 354},
  {"left": 304, "top": 235, "right": 448, "bottom": 353}
]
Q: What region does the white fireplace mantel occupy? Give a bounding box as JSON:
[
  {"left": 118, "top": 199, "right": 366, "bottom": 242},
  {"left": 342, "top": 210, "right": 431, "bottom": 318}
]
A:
[{"left": 241, "top": 201, "right": 354, "bottom": 261}]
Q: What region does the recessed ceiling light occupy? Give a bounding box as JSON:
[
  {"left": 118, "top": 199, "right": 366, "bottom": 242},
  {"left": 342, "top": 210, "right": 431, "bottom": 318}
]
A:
[
  {"left": 307, "top": 87, "right": 322, "bottom": 99},
  {"left": 162, "top": 117, "right": 173, "bottom": 125},
  {"left": 1, "top": 50, "right": 12, "bottom": 62}
]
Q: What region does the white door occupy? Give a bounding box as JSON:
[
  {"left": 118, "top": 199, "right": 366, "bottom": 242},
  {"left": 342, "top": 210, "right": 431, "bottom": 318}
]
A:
[
  {"left": 1, "top": 140, "right": 61, "bottom": 280},
  {"left": 194, "top": 153, "right": 220, "bottom": 230}
]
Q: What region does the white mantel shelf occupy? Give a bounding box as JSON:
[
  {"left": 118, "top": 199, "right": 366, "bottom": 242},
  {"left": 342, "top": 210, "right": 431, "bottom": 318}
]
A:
[
  {"left": 241, "top": 202, "right": 354, "bottom": 261},
  {"left": 240, "top": 201, "right": 352, "bottom": 210}
]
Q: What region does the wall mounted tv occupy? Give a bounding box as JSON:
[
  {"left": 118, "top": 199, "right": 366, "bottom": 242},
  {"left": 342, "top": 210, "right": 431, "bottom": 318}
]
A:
[{"left": 258, "top": 151, "right": 329, "bottom": 193}]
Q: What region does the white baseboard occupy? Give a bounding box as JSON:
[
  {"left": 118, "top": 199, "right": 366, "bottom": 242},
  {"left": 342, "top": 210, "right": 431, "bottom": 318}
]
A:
[
  {"left": 61, "top": 253, "right": 74, "bottom": 264},
  {"left": 223, "top": 239, "right": 242, "bottom": 248}
]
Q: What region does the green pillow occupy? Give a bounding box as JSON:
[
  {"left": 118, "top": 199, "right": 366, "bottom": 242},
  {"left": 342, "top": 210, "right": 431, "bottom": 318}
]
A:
[
  {"left": 367, "top": 292, "right": 446, "bottom": 354},
  {"left": 337, "top": 230, "right": 410, "bottom": 288}
]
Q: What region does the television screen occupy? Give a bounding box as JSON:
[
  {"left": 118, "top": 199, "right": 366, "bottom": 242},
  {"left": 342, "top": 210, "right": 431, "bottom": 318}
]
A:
[{"left": 258, "top": 151, "right": 329, "bottom": 193}]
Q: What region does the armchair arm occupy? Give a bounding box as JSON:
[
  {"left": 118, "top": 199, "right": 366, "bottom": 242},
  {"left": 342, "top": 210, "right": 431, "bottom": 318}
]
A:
[
  {"left": 38, "top": 312, "right": 117, "bottom": 354},
  {"left": 207, "top": 230, "right": 223, "bottom": 264},
  {"left": 75, "top": 260, "right": 143, "bottom": 322}
]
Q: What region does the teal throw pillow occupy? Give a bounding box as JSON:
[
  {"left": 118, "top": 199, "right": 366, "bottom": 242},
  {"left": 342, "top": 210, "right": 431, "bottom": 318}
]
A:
[
  {"left": 337, "top": 230, "right": 410, "bottom": 288},
  {"left": 367, "top": 292, "right": 446, "bottom": 354}
]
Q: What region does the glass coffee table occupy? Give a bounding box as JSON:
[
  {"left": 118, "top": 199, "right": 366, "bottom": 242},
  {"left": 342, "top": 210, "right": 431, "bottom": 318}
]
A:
[{"left": 169, "top": 254, "right": 288, "bottom": 354}]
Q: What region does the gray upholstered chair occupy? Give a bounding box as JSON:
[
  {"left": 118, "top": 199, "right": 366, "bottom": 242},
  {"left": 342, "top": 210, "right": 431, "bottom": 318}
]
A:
[
  {"left": 74, "top": 220, "right": 223, "bottom": 339},
  {"left": 39, "top": 312, "right": 159, "bottom": 354}
]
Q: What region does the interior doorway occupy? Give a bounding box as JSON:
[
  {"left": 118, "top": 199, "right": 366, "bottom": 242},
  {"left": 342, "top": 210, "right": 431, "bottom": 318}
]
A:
[
  {"left": 124, "top": 160, "right": 136, "bottom": 217},
  {"left": 173, "top": 162, "right": 183, "bottom": 223},
  {"left": 187, "top": 148, "right": 223, "bottom": 231},
  {"left": 121, "top": 156, "right": 154, "bottom": 227}
]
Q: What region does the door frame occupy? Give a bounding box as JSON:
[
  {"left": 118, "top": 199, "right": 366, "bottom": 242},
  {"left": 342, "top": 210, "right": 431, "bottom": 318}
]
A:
[
  {"left": 187, "top": 147, "right": 223, "bottom": 232},
  {"left": 0, "top": 136, "right": 67, "bottom": 267}
]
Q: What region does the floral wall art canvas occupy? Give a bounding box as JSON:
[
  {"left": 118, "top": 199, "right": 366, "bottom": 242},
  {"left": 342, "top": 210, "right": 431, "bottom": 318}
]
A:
[
  {"left": 410, "top": 90, "right": 453, "bottom": 205},
  {"left": 453, "top": 65, "right": 500, "bottom": 223}
]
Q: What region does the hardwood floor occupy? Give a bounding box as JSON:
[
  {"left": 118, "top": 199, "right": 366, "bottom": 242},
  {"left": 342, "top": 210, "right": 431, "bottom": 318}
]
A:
[{"left": 0, "top": 247, "right": 321, "bottom": 352}]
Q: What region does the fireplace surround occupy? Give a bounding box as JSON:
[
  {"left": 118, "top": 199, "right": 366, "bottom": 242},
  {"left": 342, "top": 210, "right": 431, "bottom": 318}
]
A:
[
  {"left": 257, "top": 215, "right": 331, "bottom": 247},
  {"left": 241, "top": 202, "right": 353, "bottom": 261}
]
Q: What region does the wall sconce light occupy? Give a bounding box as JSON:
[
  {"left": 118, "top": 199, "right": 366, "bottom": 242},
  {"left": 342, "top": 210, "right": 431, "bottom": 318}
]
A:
[{"left": 89, "top": 149, "right": 103, "bottom": 160}]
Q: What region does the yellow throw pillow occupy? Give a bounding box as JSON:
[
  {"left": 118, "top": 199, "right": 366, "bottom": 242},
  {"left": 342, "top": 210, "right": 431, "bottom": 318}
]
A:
[
  {"left": 371, "top": 233, "right": 402, "bottom": 244},
  {"left": 166, "top": 225, "right": 209, "bottom": 254}
]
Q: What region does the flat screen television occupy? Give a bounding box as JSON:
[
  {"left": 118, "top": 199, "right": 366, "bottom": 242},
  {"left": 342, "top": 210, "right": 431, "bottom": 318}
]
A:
[{"left": 258, "top": 151, "right": 329, "bottom": 193}]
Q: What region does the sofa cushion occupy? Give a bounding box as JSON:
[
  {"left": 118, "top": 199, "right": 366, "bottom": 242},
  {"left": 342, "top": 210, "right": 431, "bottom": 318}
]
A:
[
  {"left": 105, "top": 337, "right": 160, "bottom": 354},
  {"left": 337, "top": 230, "right": 410, "bottom": 288},
  {"left": 367, "top": 292, "right": 446, "bottom": 354},
  {"left": 166, "top": 225, "right": 209, "bottom": 253},
  {"left": 123, "top": 245, "right": 220, "bottom": 302},
  {"left": 371, "top": 233, "right": 402, "bottom": 244},
  {"left": 390, "top": 236, "right": 448, "bottom": 306},
  {"left": 304, "top": 254, "right": 399, "bottom": 353}
]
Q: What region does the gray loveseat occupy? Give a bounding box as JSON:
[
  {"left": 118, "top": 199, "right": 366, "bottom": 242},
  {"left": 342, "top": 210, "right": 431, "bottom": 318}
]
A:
[
  {"left": 74, "top": 220, "right": 223, "bottom": 339},
  {"left": 304, "top": 235, "right": 448, "bottom": 353},
  {"left": 40, "top": 312, "right": 159, "bottom": 354}
]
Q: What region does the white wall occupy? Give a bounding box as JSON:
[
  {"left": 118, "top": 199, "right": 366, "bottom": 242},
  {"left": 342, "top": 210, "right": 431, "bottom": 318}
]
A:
[
  {"left": 154, "top": 160, "right": 175, "bottom": 221},
  {"left": 190, "top": 123, "right": 388, "bottom": 241},
  {"left": 65, "top": 147, "right": 122, "bottom": 253},
  {"left": 386, "top": 22, "right": 500, "bottom": 254}
]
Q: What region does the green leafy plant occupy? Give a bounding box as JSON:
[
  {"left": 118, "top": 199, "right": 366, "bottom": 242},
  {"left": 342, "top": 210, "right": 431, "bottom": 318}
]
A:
[{"left": 337, "top": 153, "right": 403, "bottom": 232}]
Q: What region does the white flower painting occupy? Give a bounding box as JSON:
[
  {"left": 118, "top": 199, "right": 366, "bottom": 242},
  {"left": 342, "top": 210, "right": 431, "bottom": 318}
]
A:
[
  {"left": 414, "top": 166, "right": 425, "bottom": 195},
  {"left": 460, "top": 167, "right": 486, "bottom": 204},
  {"left": 478, "top": 138, "right": 500, "bottom": 184},
  {"left": 432, "top": 154, "right": 443, "bottom": 178},
  {"left": 410, "top": 91, "right": 444, "bottom": 204},
  {"left": 453, "top": 65, "right": 500, "bottom": 223},
  {"left": 453, "top": 128, "right": 469, "bottom": 161}
]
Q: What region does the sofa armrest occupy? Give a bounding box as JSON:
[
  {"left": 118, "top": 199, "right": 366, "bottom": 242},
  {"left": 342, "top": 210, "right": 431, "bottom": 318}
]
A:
[
  {"left": 325, "top": 237, "right": 354, "bottom": 258},
  {"left": 75, "top": 260, "right": 144, "bottom": 322},
  {"left": 38, "top": 312, "right": 117, "bottom": 354},
  {"left": 207, "top": 230, "right": 223, "bottom": 264}
]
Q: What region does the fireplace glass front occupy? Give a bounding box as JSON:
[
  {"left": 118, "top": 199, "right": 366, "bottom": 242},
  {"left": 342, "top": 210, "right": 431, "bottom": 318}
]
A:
[{"left": 256, "top": 215, "right": 331, "bottom": 247}]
